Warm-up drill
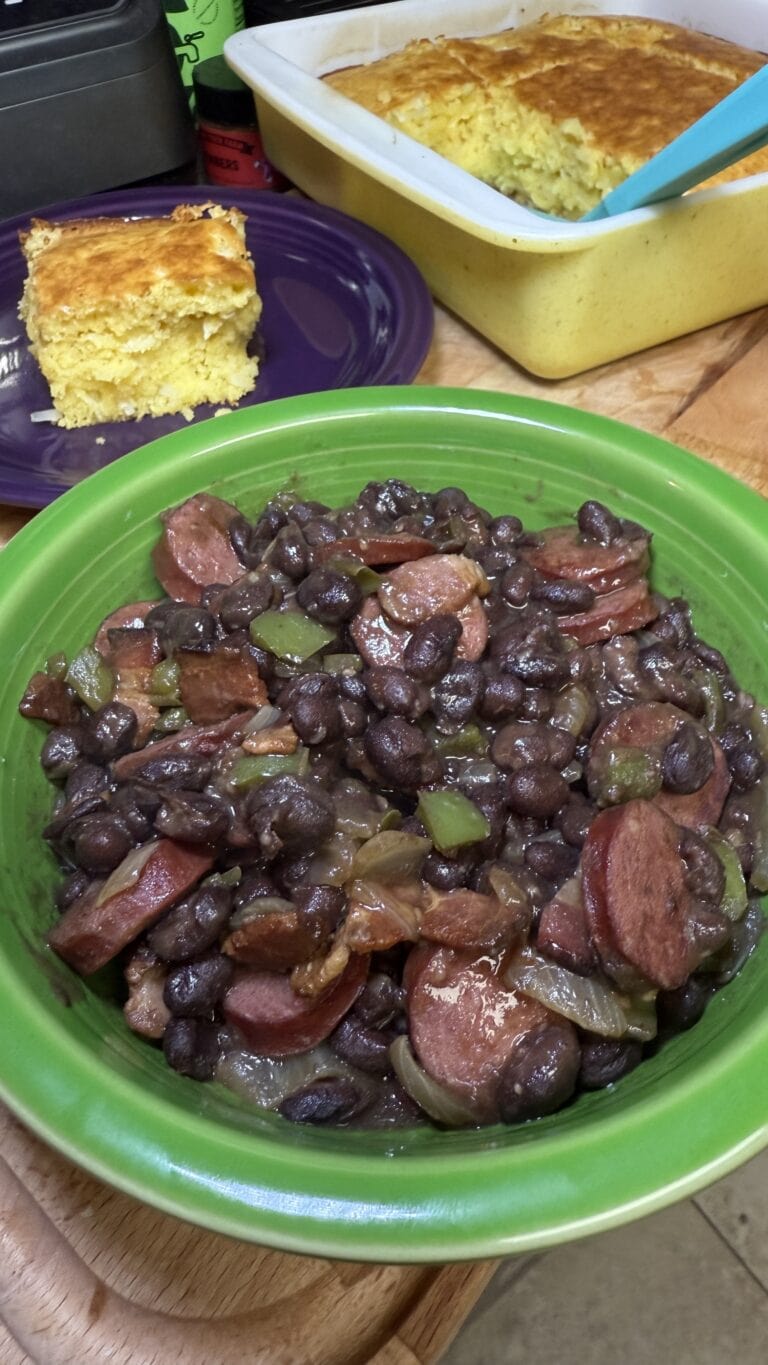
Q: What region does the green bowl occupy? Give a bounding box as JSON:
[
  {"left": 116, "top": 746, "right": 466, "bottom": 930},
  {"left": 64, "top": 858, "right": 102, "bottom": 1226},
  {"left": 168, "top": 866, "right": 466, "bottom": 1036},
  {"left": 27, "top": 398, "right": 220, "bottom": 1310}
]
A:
[{"left": 1, "top": 386, "right": 766, "bottom": 1263}]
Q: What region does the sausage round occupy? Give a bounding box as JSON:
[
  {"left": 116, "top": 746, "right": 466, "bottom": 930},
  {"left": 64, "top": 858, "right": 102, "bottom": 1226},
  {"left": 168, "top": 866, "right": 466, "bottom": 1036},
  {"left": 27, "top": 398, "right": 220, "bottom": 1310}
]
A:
[
  {"left": 223, "top": 953, "right": 369, "bottom": 1055},
  {"left": 152, "top": 494, "right": 244, "bottom": 604}
]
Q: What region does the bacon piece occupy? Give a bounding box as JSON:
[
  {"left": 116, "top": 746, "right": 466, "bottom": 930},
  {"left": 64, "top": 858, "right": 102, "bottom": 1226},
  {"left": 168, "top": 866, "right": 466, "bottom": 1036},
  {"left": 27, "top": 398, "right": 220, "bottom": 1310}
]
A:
[
  {"left": 176, "top": 647, "right": 267, "bottom": 725},
  {"left": 378, "top": 554, "right": 489, "bottom": 626}
]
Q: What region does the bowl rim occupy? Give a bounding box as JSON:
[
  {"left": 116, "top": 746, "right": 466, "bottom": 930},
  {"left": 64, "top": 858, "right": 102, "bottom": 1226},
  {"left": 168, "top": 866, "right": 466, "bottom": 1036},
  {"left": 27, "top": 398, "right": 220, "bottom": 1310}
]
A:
[{"left": 1, "top": 384, "right": 766, "bottom": 1263}]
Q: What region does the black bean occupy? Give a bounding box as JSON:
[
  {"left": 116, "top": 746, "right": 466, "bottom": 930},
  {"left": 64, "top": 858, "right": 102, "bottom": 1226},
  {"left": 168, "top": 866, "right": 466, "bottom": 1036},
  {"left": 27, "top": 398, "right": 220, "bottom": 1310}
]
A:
[
  {"left": 81, "top": 702, "right": 138, "bottom": 763},
  {"left": 638, "top": 645, "right": 701, "bottom": 711},
  {"left": 505, "top": 765, "right": 571, "bottom": 819},
  {"left": 679, "top": 829, "right": 726, "bottom": 905},
  {"left": 246, "top": 775, "right": 336, "bottom": 855},
  {"left": 229, "top": 513, "right": 270, "bottom": 569},
  {"left": 578, "top": 1037, "right": 643, "bottom": 1089},
  {"left": 531, "top": 579, "right": 596, "bottom": 613},
  {"left": 489, "top": 515, "right": 522, "bottom": 546},
  {"left": 491, "top": 720, "right": 573, "bottom": 771},
  {"left": 402, "top": 614, "right": 461, "bottom": 683},
  {"left": 293, "top": 884, "right": 346, "bottom": 941},
  {"left": 497, "top": 1022, "right": 580, "bottom": 1122},
  {"left": 337, "top": 671, "right": 367, "bottom": 705},
  {"left": 148, "top": 885, "right": 233, "bottom": 962},
  {"left": 477, "top": 671, "right": 524, "bottom": 722},
  {"left": 337, "top": 697, "right": 367, "bottom": 737},
  {"left": 656, "top": 977, "right": 715, "bottom": 1033},
  {"left": 474, "top": 544, "right": 520, "bottom": 576},
  {"left": 163, "top": 1017, "right": 221, "bottom": 1080},
  {"left": 290, "top": 690, "right": 342, "bottom": 745},
  {"left": 520, "top": 688, "right": 556, "bottom": 723},
  {"left": 163, "top": 952, "right": 234, "bottom": 1017},
  {"left": 279, "top": 1076, "right": 364, "bottom": 1125},
  {"left": 422, "top": 849, "right": 475, "bottom": 890},
  {"left": 233, "top": 869, "right": 278, "bottom": 909},
  {"left": 296, "top": 568, "right": 362, "bottom": 625},
  {"left": 268, "top": 526, "right": 309, "bottom": 579},
  {"left": 354, "top": 972, "right": 404, "bottom": 1028},
  {"left": 41, "top": 725, "right": 86, "bottom": 780},
  {"left": 302, "top": 516, "right": 339, "bottom": 547},
  {"left": 576, "top": 500, "right": 622, "bottom": 545},
  {"left": 661, "top": 722, "right": 714, "bottom": 794},
  {"left": 154, "top": 791, "right": 229, "bottom": 845},
  {"left": 330, "top": 1016, "right": 392, "bottom": 1074},
  {"left": 651, "top": 598, "right": 693, "bottom": 650},
  {"left": 286, "top": 499, "right": 331, "bottom": 526},
  {"left": 554, "top": 797, "right": 596, "bottom": 848},
  {"left": 134, "top": 754, "right": 212, "bottom": 790},
  {"left": 54, "top": 868, "right": 91, "bottom": 912},
  {"left": 498, "top": 564, "right": 535, "bottom": 608},
  {"left": 432, "top": 486, "right": 472, "bottom": 520},
  {"left": 500, "top": 643, "right": 570, "bottom": 689},
  {"left": 363, "top": 667, "right": 429, "bottom": 720},
  {"left": 146, "top": 603, "right": 216, "bottom": 655},
  {"left": 65, "top": 761, "right": 110, "bottom": 804},
  {"left": 432, "top": 662, "right": 484, "bottom": 733},
  {"left": 524, "top": 838, "right": 579, "bottom": 884},
  {"left": 71, "top": 812, "right": 133, "bottom": 874},
  {"left": 728, "top": 743, "right": 765, "bottom": 792},
  {"left": 216, "top": 575, "right": 276, "bottom": 632},
  {"left": 363, "top": 716, "right": 432, "bottom": 788}
]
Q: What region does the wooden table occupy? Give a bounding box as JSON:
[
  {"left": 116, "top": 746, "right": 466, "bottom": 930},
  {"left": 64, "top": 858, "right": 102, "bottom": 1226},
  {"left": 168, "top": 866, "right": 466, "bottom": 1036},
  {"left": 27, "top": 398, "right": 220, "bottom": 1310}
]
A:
[{"left": 1, "top": 302, "right": 767, "bottom": 1365}]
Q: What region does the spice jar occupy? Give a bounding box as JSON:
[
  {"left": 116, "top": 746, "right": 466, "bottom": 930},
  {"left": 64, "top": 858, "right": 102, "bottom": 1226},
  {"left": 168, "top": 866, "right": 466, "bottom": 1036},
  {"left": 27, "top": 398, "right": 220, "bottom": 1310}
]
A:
[{"left": 192, "top": 55, "right": 288, "bottom": 189}]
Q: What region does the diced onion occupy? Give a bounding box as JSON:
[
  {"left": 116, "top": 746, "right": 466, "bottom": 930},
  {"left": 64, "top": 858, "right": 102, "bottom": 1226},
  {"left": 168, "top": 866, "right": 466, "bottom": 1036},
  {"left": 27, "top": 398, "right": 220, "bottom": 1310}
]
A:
[
  {"left": 95, "top": 840, "right": 158, "bottom": 908},
  {"left": 389, "top": 1036, "right": 477, "bottom": 1127},
  {"left": 504, "top": 950, "right": 629, "bottom": 1037},
  {"left": 350, "top": 830, "right": 431, "bottom": 884},
  {"left": 215, "top": 1044, "right": 375, "bottom": 1111}
]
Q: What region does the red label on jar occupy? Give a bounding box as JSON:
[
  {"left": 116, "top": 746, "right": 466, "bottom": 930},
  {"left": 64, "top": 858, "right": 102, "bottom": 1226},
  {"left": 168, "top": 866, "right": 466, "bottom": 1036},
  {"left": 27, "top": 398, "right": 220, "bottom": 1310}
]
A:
[{"left": 197, "top": 121, "right": 287, "bottom": 190}]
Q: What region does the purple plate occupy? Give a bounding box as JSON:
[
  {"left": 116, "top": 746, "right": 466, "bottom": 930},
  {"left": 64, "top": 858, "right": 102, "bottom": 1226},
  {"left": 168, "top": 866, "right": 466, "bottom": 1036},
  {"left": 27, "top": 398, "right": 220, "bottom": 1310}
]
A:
[{"left": 0, "top": 187, "right": 434, "bottom": 509}]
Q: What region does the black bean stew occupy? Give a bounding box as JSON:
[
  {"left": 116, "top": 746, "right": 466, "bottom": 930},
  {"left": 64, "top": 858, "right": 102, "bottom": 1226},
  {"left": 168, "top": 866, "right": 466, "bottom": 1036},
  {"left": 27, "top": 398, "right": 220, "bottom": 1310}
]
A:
[{"left": 20, "top": 481, "right": 768, "bottom": 1129}]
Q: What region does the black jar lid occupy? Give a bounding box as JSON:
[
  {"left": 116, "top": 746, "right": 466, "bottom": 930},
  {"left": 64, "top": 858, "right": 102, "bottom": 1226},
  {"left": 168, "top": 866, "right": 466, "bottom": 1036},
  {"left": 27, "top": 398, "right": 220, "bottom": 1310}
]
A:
[{"left": 193, "top": 55, "right": 257, "bottom": 127}]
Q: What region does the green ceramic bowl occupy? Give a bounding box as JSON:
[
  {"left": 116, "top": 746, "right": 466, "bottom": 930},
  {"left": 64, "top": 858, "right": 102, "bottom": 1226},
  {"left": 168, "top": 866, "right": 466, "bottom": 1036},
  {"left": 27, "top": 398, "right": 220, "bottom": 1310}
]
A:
[{"left": 0, "top": 387, "right": 766, "bottom": 1263}]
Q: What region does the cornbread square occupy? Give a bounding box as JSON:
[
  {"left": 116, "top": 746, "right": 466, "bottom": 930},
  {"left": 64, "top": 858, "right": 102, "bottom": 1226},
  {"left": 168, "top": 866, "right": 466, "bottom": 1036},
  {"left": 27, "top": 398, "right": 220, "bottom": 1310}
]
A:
[
  {"left": 19, "top": 203, "right": 262, "bottom": 429},
  {"left": 324, "top": 14, "right": 768, "bottom": 219}
]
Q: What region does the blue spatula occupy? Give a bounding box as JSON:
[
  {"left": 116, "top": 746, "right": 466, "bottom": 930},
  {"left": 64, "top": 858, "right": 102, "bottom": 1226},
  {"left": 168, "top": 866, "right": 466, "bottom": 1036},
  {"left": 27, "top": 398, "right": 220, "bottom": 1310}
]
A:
[{"left": 582, "top": 63, "right": 768, "bottom": 221}]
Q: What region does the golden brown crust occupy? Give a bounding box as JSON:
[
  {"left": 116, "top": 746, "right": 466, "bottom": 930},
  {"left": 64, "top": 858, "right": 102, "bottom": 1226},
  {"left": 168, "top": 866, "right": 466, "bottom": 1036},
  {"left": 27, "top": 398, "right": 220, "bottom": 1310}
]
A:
[
  {"left": 324, "top": 14, "right": 768, "bottom": 213},
  {"left": 20, "top": 203, "right": 256, "bottom": 315}
]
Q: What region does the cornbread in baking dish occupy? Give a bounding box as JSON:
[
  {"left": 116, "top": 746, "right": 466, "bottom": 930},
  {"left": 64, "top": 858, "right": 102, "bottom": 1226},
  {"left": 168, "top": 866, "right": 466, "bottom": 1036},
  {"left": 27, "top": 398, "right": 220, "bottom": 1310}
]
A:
[
  {"left": 19, "top": 203, "right": 262, "bottom": 429},
  {"left": 324, "top": 13, "right": 768, "bottom": 219}
]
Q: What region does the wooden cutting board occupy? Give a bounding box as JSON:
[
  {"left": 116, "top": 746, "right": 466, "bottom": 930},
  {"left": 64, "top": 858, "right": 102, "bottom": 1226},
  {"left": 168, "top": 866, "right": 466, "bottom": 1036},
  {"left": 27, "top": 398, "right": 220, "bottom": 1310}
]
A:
[{"left": 1, "top": 302, "right": 766, "bottom": 1365}]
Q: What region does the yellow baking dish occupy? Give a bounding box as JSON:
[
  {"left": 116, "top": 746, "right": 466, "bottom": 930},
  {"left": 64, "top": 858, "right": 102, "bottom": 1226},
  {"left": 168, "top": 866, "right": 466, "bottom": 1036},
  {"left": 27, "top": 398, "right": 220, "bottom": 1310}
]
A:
[{"left": 225, "top": 0, "right": 768, "bottom": 378}]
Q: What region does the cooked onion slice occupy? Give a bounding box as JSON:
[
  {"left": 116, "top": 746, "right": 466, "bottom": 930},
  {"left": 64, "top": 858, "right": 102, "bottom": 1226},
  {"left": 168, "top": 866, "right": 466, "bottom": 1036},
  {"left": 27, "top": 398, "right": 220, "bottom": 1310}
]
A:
[
  {"left": 389, "top": 1035, "right": 477, "bottom": 1127},
  {"left": 504, "top": 950, "right": 629, "bottom": 1037}
]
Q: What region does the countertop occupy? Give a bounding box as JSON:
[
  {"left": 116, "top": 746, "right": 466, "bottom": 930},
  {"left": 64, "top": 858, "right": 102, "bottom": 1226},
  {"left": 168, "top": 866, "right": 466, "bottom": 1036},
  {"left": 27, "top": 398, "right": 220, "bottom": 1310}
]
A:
[{"left": 1, "top": 297, "right": 767, "bottom": 1365}]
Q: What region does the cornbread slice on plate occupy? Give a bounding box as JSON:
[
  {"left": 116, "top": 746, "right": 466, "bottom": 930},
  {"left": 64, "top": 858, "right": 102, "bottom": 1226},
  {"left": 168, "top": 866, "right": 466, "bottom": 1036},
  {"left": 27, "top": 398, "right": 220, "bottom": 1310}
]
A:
[
  {"left": 19, "top": 202, "right": 262, "bottom": 429},
  {"left": 324, "top": 13, "right": 768, "bottom": 219}
]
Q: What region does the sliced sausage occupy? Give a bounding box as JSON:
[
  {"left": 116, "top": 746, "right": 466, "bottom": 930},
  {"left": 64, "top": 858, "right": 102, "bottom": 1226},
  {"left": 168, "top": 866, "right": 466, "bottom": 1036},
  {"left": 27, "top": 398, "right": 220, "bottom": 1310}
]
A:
[
  {"left": 152, "top": 493, "right": 244, "bottom": 604},
  {"left": 520, "top": 524, "right": 650, "bottom": 591},
  {"left": 420, "top": 887, "right": 525, "bottom": 953},
  {"left": 536, "top": 877, "right": 597, "bottom": 976},
  {"left": 94, "top": 601, "right": 158, "bottom": 659},
  {"left": 378, "top": 554, "right": 489, "bottom": 626},
  {"left": 223, "top": 952, "right": 369, "bottom": 1055},
  {"left": 588, "top": 701, "right": 730, "bottom": 830},
  {"left": 111, "top": 710, "right": 256, "bottom": 780},
  {"left": 48, "top": 839, "right": 214, "bottom": 976},
  {"left": 316, "top": 533, "right": 434, "bottom": 566},
  {"left": 405, "top": 943, "right": 552, "bottom": 1122},
  {"left": 349, "top": 596, "right": 410, "bottom": 669},
  {"left": 177, "top": 647, "right": 268, "bottom": 725},
  {"left": 455, "top": 596, "right": 488, "bottom": 662},
  {"left": 557, "top": 579, "right": 658, "bottom": 647},
  {"left": 581, "top": 799, "right": 693, "bottom": 990}
]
